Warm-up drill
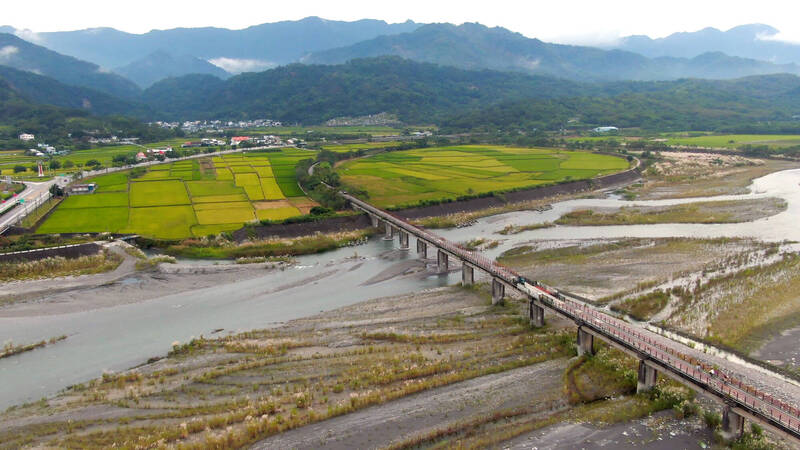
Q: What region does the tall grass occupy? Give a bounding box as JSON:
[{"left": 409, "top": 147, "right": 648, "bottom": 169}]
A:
[{"left": 0, "top": 251, "right": 121, "bottom": 281}]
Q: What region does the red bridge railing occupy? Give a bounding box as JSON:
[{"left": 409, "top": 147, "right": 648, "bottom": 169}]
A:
[{"left": 343, "top": 193, "right": 800, "bottom": 437}]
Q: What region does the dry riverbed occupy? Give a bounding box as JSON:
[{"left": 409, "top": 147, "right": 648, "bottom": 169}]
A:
[
  {"left": 556, "top": 197, "right": 786, "bottom": 226},
  {"left": 1, "top": 285, "right": 725, "bottom": 449},
  {"left": 631, "top": 152, "right": 800, "bottom": 199}
]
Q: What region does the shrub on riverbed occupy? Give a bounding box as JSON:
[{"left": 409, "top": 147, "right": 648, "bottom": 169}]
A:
[{"left": 164, "top": 230, "right": 372, "bottom": 259}]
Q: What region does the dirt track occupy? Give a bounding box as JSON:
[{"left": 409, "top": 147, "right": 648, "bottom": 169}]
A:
[{"left": 251, "top": 359, "right": 570, "bottom": 450}]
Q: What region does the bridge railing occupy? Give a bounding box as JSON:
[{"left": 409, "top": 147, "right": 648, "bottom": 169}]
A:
[{"left": 344, "top": 192, "right": 800, "bottom": 435}]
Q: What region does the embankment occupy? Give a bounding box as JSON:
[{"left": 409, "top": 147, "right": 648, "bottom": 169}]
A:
[{"left": 237, "top": 167, "right": 641, "bottom": 239}]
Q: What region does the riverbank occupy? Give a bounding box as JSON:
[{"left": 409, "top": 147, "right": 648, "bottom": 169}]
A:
[{"left": 555, "top": 197, "right": 787, "bottom": 226}]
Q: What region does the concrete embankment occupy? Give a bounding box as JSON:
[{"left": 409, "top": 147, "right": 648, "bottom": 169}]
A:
[{"left": 0, "top": 242, "right": 102, "bottom": 263}]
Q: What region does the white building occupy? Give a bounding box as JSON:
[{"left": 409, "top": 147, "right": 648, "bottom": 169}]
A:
[
  {"left": 19, "top": 133, "right": 35, "bottom": 141},
  {"left": 593, "top": 126, "right": 619, "bottom": 133}
]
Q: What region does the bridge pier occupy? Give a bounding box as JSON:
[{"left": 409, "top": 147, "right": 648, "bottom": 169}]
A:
[
  {"left": 370, "top": 214, "right": 379, "bottom": 228},
  {"left": 577, "top": 327, "right": 594, "bottom": 356},
  {"left": 462, "top": 264, "right": 474, "bottom": 286},
  {"left": 529, "top": 300, "right": 544, "bottom": 327},
  {"left": 437, "top": 249, "right": 449, "bottom": 273},
  {"left": 636, "top": 360, "right": 658, "bottom": 393},
  {"left": 399, "top": 231, "right": 409, "bottom": 249},
  {"left": 417, "top": 239, "right": 427, "bottom": 258},
  {"left": 491, "top": 278, "right": 505, "bottom": 305},
  {"left": 721, "top": 405, "right": 745, "bottom": 441},
  {"left": 384, "top": 222, "right": 393, "bottom": 239}
]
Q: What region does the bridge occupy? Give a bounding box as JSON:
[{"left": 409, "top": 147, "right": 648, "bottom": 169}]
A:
[{"left": 341, "top": 192, "right": 800, "bottom": 443}]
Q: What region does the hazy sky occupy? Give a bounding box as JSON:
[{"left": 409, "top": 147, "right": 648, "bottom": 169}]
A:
[{"left": 5, "top": 0, "right": 800, "bottom": 44}]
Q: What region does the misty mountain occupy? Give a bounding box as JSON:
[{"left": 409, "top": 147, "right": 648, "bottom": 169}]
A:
[
  {"left": 0, "top": 32, "right": 141, "bottom": 99},
  {"left": 616, "top": 24, "right": 800, "bottom": 65},
  {"left": 115, "top": 50, "right": 230, "bottom": 87},
  {"left": 0, "top": 65, "right": 146, "bottom": 116},
  {"left": 7, "top": 17, "right": 420, "bottom": 70},
  {"left": 305, "top": 23, "right": 800, "bottom": 81}
]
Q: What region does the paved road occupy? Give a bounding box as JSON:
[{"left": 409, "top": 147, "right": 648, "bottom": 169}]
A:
[{"left": 0, "top": 179, "right": 57, "bottom": 232}]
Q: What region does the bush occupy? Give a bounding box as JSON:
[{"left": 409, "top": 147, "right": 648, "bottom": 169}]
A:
[
  {"left": 13, "top": 165, "right": 26, "bottom": 173},
  {"left": 704, "top": 410, "right": 722, "bottom": 429}
]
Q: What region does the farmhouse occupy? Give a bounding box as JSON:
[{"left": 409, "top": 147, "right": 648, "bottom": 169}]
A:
[
  {"left": 136, "top": 152, "right": 147, "bottom": 162},
  {"left": 147, "top": 147, "right": 172, "bottom": 155},
  {"left": 181, "top": 141, "right": 202, "bottom": 148},
  {"left": 201, "top": 138, "right": 226, "bottom": 146},
  {"left": 593, "top": 126, "right": 619, "bottom": 133},
  {"left": 68, "top": 183, "right": 97, "bottom": 195},
  {"left": 230, "top": 136, "right": 252, "bottom": 146},
  {"left": 18, "top": 133, "right": 35, "bottom": 141}
]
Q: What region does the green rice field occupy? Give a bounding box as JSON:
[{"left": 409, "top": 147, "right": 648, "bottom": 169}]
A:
[
  {"left": 320, "top": 141, "right": 411, "bottom": 153},
  {"left": 663, "top": 134, "right": 800, "bottom": 149},
  {"left": 337, "top": 146, "right": 630, "bottom": 208},
  {"left": 37, "top": 149, "right": 317, "bottom": 239}
]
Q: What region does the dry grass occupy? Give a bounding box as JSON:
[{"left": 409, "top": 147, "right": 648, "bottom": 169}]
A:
[{"left": 0, "top": 250, "right": 122, "bottom": 282}]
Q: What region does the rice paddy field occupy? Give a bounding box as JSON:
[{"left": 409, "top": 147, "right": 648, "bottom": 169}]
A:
[
  {"left": 0, "top": 139, "right": 193, "bottom": 179},
  {"left": 663, "top": 134, "right": 800, "bottom": 149},
  {"left": 320, "top": 141, "right": 412, "bottom": 153},
  {"left": 337, "top": 146, "right": 631, "bottom": 208},
  {"left": 36, "top": 149, "right": 317, "bottom": 239},
  {"left": 565, "top": 133, "right": 800, "bottom": 150}
]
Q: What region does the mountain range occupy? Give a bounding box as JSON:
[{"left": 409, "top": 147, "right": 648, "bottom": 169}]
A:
[
  {"left": 1, "top": 17, "right": 800, "bottom": 134},
  {"left": 114, "top": 50, "right": 230, "bottom": 88},
  {"left": 615, "top": 24, "right": 800, "bottom": 65},
  {"left": 4, "top": 19, "right": 800, "bottom": 89},
  {"left": 4, "top": 17, "right": 420, "bottom": 70},
  {"left": 304, "top": 23, "right": 800, "bottom": 81}
]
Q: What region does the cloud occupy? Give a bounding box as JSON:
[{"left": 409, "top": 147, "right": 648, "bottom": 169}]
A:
[
  {"left": 13, "top": 28, "right": 43, "bottom": 44},
  {"left": 208, "top": 57, "right": 275, "bottom": 74},
  {"left": 756, "top": 30, "right": 800, "bottom": 45},
  {"left": 517, "top": 57, "right": 541, "bottom": 71},
  {"left": 547, "top": 30, "right": 623, "bottom": 48},
  {"left": 0, "top": 45, "right": 19, "bottom": 61}
]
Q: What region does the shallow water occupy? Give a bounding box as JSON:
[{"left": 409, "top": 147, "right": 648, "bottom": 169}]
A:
[{"left": 1, "top": 168, "right": 800, "bottom": 409}]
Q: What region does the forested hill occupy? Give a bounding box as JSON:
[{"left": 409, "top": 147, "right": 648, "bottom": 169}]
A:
[
  {"left": 440, "top": 74, "right": 800, "bottom": 132},
  {"left": 141, "top": 57, "right": 592, "bottom": 122},
  {"left": 0, "top": 65, "right": 147, "bottom": 116},
  {"left": 142, "top": 57, "right": 800, "bottom": 132},
  {"left": 0, "top": 77, "right": 170, "bottom": 149}
]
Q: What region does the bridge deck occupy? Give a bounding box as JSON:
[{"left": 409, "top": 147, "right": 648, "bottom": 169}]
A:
[{"left": 342, "top": 192, "right": 800, "bottom": 440}]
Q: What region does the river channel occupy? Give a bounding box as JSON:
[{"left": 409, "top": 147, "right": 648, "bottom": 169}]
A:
[{"left": 1, "top": 168, "right": 799, "bottom": 410}]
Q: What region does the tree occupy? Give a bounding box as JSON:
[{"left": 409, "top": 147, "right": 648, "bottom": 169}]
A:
[
  {"left": 86, "top": 159, "right": 101, "bottom": 167},
  {"left": 49, "top": 160, "right": 61, "bottom": 170},
  {"left": 49, "top": 184, "right": 64, "bottom": 197},
  {"left": 63, "top": 160, "right": 75, "bottom": 169},
  {"left": 13, "top": 165, "right": 26, "bottom": 173}
]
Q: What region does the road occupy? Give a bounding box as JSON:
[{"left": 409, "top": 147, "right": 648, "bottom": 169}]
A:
[{"left": 0, "top": 179, "right": 57, "bottom": 233}]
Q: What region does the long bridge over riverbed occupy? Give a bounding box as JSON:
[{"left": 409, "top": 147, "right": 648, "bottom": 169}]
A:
[{"left": 341, "top": 192, "right": 800, "bottom": 443}]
